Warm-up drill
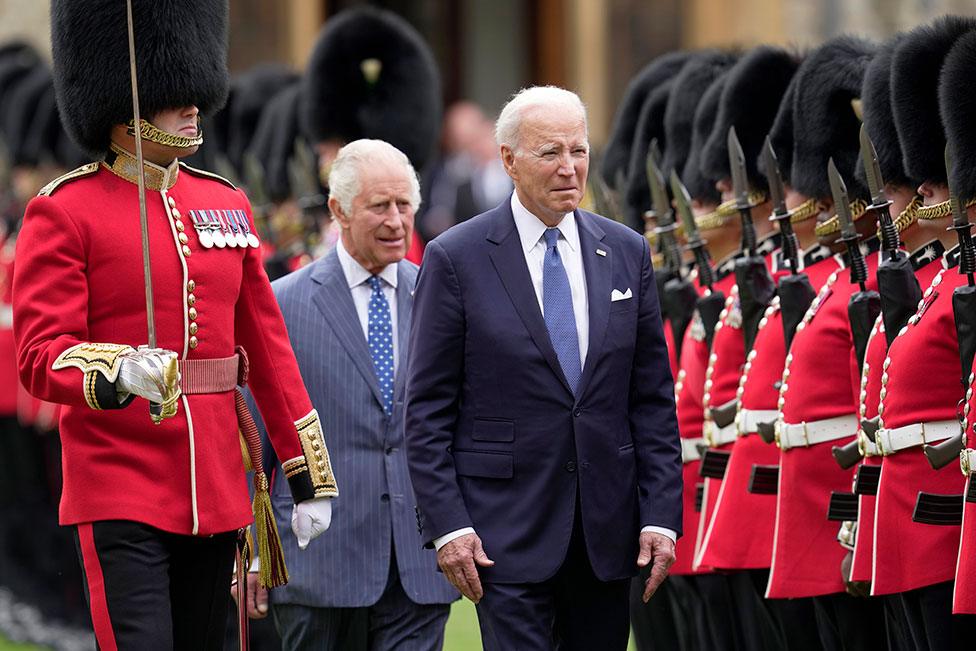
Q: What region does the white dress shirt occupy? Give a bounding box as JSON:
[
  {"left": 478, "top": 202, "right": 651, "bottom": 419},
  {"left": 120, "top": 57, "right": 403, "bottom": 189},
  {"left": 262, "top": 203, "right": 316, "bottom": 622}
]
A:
[
  {"left": 433, "top": 194, "right": 676, "bottom": 550},
  {"left": 335, "top": 238, "right": 399, "bottom": 372}
]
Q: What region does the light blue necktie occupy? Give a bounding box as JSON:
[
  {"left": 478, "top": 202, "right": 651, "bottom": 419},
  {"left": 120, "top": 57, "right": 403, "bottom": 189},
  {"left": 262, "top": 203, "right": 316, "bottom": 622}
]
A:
[
  {"left": 367, "top": 276, "right": 394, "bottom": 414},
  {"left": 542, "top": 228, "right": 581, "bottom": 393}
]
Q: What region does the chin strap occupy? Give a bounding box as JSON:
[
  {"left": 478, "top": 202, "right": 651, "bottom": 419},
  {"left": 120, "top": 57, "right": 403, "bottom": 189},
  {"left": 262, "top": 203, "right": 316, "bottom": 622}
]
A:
[{"left": 126, "top": 118, "right": 203, "bottom": 149}]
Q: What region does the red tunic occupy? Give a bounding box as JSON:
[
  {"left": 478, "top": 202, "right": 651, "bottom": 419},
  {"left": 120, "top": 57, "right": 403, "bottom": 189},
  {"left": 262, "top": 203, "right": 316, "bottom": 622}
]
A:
[
  {"left": 698, "top": 251, "right": 840, "bottom": 570},
  {"left": 871, "top": 251, "right": 967, "bottom": 595},
  {"left": 0, "top": 233, "right": 17, "bottom": 417},
  {"left": 766, "top": 247, "right": 881, "bottom": 599},
  {"left": 13, "top": 155, "right": 337, "bottom": 536}
]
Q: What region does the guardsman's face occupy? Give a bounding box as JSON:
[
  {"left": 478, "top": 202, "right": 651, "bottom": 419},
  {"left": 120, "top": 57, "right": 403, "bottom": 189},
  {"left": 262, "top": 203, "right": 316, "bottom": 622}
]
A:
[
  {"left": 332, "top": 160, "right": 415, "bottom": 275},
  {"left": 151, "top": 106, "right": 201, "bottom": 139},
  {"left": 501, "top": 106, "right": 589, "bottom": 225}
]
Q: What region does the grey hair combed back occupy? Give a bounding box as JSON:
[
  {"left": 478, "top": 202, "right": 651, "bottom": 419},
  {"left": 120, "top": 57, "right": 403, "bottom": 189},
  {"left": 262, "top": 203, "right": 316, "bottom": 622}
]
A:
[
  {"left": 494, "top": 86, "right": 588, "bottom": 151},
  {"left": 328, "top": 139, "right": 422, "bottom": 214}
]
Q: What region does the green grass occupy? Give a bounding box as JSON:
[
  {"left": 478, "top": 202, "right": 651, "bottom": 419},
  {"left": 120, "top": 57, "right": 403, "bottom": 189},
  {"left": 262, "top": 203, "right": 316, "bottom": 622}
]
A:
[{"left": 0, "top": 639, "right": 40, "bottom": 651}]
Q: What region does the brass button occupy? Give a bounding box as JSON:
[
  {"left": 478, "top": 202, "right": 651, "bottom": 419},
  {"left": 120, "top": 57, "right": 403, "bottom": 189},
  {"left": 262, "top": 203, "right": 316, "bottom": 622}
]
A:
[
  {"left": 178, "top": 233, "right": 189, "bottom": 245},
  {"left": 168, "top": 196, "right": 176, "bottom": 208},
  {"left": 182, "top": 245, "right": 192, "bottom": 257},
  {"left": 189, "top": 322, "right": 198, "bottom": 335},
  {"left": 189, "top": 336, "right": 198, "bottom": 349},
  {"left": 171, "top": 208, "right": 182, "bottom": 219},
  {"left": 175, "top": 220, "right": 185, "bottom": 232},
  {"left": 187, "top": 280, "right": 195, "bottom": 292},
  {"left": 188, "top": 307, "right": 198, "bottom": 320},
  {"left": 187, "top": 293, "right": 196, "bottom": 306}
]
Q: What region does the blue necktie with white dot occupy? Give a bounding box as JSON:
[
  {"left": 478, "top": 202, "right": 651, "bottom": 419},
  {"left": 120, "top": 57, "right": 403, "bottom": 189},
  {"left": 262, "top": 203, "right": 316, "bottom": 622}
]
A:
[
  {"left": 367, "top": 276, "right": 394, "bottom": 414},
  {"left": 542, "top": 228, "right": 581, "bottom": 393}
]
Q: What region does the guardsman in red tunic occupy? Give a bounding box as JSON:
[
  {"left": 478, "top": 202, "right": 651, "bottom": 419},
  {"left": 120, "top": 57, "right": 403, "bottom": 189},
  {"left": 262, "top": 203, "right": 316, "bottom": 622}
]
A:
[
  {"left": 763, "top": 36, "right": 892, "bottom": 647},
  {"left": 12, "top": 2, "right": 338, "bottom": 647},
  {"left": 866, "top": 21, "right": 976, "bottom": 645}
]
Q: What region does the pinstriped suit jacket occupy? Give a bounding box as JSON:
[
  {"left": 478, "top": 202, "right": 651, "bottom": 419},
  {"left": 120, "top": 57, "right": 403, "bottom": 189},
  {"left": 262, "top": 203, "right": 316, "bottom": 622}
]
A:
[{"left": 254, "top": 249, "right": 457, "bottom": 608}]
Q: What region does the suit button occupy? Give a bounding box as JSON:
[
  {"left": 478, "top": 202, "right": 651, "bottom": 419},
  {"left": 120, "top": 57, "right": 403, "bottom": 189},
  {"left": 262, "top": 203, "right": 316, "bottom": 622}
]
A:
[
  {"left": 573, "top": 408, "right": 582, "bottom": 417},
  {"left": 565, "top": 461, "right": 576, "bottom": 472},
  {"left": 381, "top": 493, "right": 390, "bottom": 502}
]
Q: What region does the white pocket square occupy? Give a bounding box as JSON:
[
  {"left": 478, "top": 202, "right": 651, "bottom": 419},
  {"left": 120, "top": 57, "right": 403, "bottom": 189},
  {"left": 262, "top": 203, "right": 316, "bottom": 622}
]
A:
[{"left": 610, "top": 288, "right": 633, "bottom": 302}]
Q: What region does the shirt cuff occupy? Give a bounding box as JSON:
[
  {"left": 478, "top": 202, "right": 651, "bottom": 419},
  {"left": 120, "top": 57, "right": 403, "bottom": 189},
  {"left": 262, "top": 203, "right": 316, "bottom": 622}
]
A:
[
  {"left": 433, "top": 527, "right": 476, "bottom": 551},
  {"left": 641, "top": 526, "right": 677, "bottom": 544}
]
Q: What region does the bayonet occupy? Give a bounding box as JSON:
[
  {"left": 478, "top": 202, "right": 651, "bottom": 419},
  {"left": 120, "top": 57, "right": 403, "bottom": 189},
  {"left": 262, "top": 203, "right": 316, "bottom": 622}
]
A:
[
  {"left": 860, "top": 125, "right": 899, "bottom": 259},
  {"left": 828, "top": 158, "right": 868, "bottom": 291},
  {"left": 647, "top": 150, "right": 682, "bottom": 277},
  {"left": 728, "top": 126, "right": 758, "bottom": 256},
  {"left": 761, "top": 136, "right": 800, "bottom": 275},
  {"left": 946, "top": 144, "right": 975, "bottom": 286},
  {"left": 671, "top": 170, "right": 714, "bottom": 290}
]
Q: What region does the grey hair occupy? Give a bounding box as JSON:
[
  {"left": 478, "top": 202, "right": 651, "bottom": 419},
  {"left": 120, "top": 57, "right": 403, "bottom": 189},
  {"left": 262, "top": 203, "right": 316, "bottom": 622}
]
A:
[
  {"left": 328, "top": 139, "right": 422, "bottom": 215},
  {"left": 494, "top": 85, "right": 588, "bottom": 151}
]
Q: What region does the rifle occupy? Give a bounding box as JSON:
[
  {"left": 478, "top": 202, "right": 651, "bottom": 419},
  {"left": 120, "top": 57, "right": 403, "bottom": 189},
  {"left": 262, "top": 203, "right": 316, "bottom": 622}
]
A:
[
  {"left": 729, "top": 127, "right": 775, "bottom": 354},
  {"left": 925, "top": 145, "right": 975, "bottom": 469},
  {"left": 671, "top": 170, "right": 725, "bottom": 349},
  {"left": 762, "top": 136, "right": 815, "bottom": 351}
]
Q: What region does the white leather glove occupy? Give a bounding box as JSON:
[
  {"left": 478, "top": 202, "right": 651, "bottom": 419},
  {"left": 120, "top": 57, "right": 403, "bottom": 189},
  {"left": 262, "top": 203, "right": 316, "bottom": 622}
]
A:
[
  {"left": 291, "top": 497, "right": 332, "bottom": 550},
  {"left": 116, "top": 347, "right": 181, "bottom": 419}
]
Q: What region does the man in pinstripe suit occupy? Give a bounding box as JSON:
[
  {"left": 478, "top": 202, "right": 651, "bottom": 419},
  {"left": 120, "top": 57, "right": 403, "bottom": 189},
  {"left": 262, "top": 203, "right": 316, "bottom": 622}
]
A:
[{"left": 245, "top": 139, "right": 457, "bottom": 650}]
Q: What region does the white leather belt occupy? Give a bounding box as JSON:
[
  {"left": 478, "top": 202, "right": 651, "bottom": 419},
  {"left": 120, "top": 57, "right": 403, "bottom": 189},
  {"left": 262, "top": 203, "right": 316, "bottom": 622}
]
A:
[
  {"left": 858, "top": 431, "right": 879, "bottom": 457},
  {"left": 875, "top": 420, "right": 958, "bottom": 456},
  {"left": 961, "top": 448, "right": 976, "bottom": 476},
  {"left": 737, "top": 408, "right": 779, "bottom": 436},
  {"left": 682, "top": 438, "right": 705, "bottom": 464},
  {"left": 777, "top": 414, "right": 859, "bottom": 451},
  {"left": 704, "top": 420, "right": 737, "bottom": 447}
]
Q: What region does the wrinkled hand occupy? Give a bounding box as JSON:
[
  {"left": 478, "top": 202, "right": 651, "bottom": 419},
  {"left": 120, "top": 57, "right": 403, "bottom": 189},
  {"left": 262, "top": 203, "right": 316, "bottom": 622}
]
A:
[
  {"left": 117, "top": 346, "right": 181, "bottom": 418},
  {"left": 637, "top": 531, "right": 676, "bottom": 602},
  {"left": 437, "top": 533, "right": 494, "bottom": 603},
  {"left": 291, "top": 497, "right": 332, "bottom": 549},
  {"left": 230, "top": 571, "right": 269, "bottom": 619}
]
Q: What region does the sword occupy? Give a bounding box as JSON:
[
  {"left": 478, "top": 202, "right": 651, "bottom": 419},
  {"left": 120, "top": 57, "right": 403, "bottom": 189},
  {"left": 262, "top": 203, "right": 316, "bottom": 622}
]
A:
[
  {"left": 729, "top": 127, "right": 758, "bottom": 257},
  {"left": 125, "top": 0, "right": 163, "bottom": 424},
  {"left": 860, "top": 125, "right": 900, "bottom": 260},
  {"left": 762, "top": 137, "right": 800, "bottom": 274}
]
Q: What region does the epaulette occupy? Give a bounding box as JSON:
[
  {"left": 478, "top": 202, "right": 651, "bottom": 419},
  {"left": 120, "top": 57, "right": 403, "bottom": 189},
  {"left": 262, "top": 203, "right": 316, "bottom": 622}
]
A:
[
  {"left": 37, "top": 162, "right": 100, "bottom": 197},
  {"left": 178, "top": 162, "right": 237, "bottom": 189}
]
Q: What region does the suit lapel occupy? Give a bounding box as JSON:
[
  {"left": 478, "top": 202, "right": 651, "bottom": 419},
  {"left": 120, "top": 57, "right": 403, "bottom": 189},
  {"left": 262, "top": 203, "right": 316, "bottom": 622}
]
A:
[
  {"left": 576, "top": 211, "right": 611, "bottom": 398},
  {"left": 486, "top": 204, "right": 574, "bottom": 396},
  {"left": 393, "top": 262, "right": 412, "bottom": 401},
  {"left": 310, "top": 252, "right": 387, "bottom": 410}
]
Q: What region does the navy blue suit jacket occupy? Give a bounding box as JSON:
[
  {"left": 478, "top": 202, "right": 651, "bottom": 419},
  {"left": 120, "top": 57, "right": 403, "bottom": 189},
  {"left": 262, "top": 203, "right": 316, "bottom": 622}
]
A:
[
  {"left": 405, "top": 199, "right": 682, "bottom": 583},
  {"left": 252, "top": 250, "right": 456, "bottom": 607}
]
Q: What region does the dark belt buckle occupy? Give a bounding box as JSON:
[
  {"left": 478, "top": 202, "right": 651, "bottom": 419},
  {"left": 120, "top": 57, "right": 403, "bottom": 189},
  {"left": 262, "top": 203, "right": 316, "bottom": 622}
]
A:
[
  {"left": 747, "top": 464, "right": 779, "bottom": 494},
  {"left": 853, "top": 465, "right": 881, "bottom": 496},
  {"left": 699, "top": 449, "right": 731, "bottom": 479},
  {"left": 826, "top": 492, "right": 858, "bottom": 521},
  {"left": 912, "top": 492, "right": 963, "bottom": 526},
  {"left": 757, "top": 421, "right": 777, "bottom": 445}
]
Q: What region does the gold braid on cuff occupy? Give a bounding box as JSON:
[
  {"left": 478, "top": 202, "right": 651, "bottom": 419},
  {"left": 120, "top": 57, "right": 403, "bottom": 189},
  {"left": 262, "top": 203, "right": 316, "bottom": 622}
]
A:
[
  {"left": 126, "top": 119, "right": 203, "bottom": 149},
  {"left": 814, "top": 199, "right": 870, "bottom": 237},
  {"left": 295, "top": 410, "right": 338, "bottom": 497}
]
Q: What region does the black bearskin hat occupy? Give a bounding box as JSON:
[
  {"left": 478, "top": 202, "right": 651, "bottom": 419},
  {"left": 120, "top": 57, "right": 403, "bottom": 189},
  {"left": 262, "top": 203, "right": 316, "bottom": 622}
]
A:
[
  {"left": 684, "top": 72, "right": 732, "bottom": 203},
  {"left": 3, "top": 64, "right": 52, "bottom": 167},
  {"left": 302, "top": 7, "right": 442, "bottom": 170},
  {"left": 622, "top": 79, "right": 679, "bottom": 230},
  {"left": 0, "top": 44, "right": 42, "bottom": 135},
  {"left": 856, "top": 34, "right": 913, "bottom": 191},
  {"left": 601, "top": 51, "right": 692, "bottom": 187},
  {"left": 940, "top": 30, "right": 976, "bottom": 203},
  {"left": 791, "top": 35, "right": 876, "bottom": 201},
  {"left": 700, "top": 46, "right": 801, "bottom": 191},
  {"left": 892, "top": 15, "right": 976, "bottom": 185},
  {"left": 51, "top": 0, "right": 230, "bottom": 158},
  {"left": 760, "top": 73, "right": 800, "bottom": 185},
  {"left": 226, "top": 64, "right": 299, "bottom": 174},
  {"left": 247, "top": 82, "right": 304, "bottom": 203},
  {"left": 22, "top": 84, "right": 87, "bottom": 169},
  {"left": 662, "top": 50, "right": 738, "bottom": 185}
]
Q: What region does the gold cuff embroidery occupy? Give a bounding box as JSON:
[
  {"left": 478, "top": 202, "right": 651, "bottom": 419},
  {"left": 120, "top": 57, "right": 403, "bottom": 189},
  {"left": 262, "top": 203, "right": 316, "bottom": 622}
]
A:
[
  {"left": 53, "top": 342, "right": 135, "bottom": 382},
  {"left": 281, "top": 456, "right": 308, "bottom": 478},
  {"left": 296, "top": 410, "right": 338, "bottom": 497},
  {"left": 83, "top": 371, "right": 102, "bottom": 410}
]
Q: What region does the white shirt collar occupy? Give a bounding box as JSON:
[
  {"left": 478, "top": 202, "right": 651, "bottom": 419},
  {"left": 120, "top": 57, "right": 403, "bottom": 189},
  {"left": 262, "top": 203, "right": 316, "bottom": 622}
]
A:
[
  {"left": 335, "top": 237, "right": 399, "bottom": 290},
  {"left": 510, "top": 191, "right": 579, "bottom": 255}
]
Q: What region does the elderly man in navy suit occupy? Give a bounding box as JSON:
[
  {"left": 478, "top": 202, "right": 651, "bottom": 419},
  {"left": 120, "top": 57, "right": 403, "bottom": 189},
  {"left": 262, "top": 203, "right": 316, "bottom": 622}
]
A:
[
  {"left": 405, "top": 86, "right": 682, "bottom": 650},
  {"left": 241, "top": 139, "right": 456, "bottom": 650}
]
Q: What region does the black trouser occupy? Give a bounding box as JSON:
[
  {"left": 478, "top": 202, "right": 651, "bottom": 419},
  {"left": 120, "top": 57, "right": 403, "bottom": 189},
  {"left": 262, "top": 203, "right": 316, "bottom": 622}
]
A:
[
  {"left": 812, "top": 591, "right": 885, "bottom": 650},
  {"left": 629, "top": 571, "right": 680, "bottom": 650},
  {"left": 892, "top": 581, "right": 976, "bottom": 651},
  {"left": 73, "top": 520, "right": 236, "bottom": 651}
]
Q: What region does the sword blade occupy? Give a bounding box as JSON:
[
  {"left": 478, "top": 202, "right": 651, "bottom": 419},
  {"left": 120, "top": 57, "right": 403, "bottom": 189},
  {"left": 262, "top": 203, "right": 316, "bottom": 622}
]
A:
[{"left": 827, "top": 158, "right": 856, "bottom": 241}]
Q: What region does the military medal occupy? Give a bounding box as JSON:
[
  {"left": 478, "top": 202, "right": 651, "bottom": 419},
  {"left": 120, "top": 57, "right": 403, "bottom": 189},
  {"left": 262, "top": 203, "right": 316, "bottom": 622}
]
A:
[
  {"left": 235, "top": 211, "right": 261, "bottom": 248},
  {"left": 226, "top": 210, "right": 248, "bottom": 248},
  {"left": 208, "top": 211, "right": 226, "bottom": 248},
  {"left": 217, "top": 211, "right": 237, "bottom": 248},
  {"left": 189, "top": 211, "right": 214, "bottom": 248}
]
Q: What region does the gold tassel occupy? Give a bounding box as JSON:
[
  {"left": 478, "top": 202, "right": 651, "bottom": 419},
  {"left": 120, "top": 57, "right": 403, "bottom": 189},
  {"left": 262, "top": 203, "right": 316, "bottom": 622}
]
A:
[
  {"left": 252, "top": 471, "right": 289, "bottom": 589},
  {"left": 240, "top": 433, "right": 254, "bottom": 472}
]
